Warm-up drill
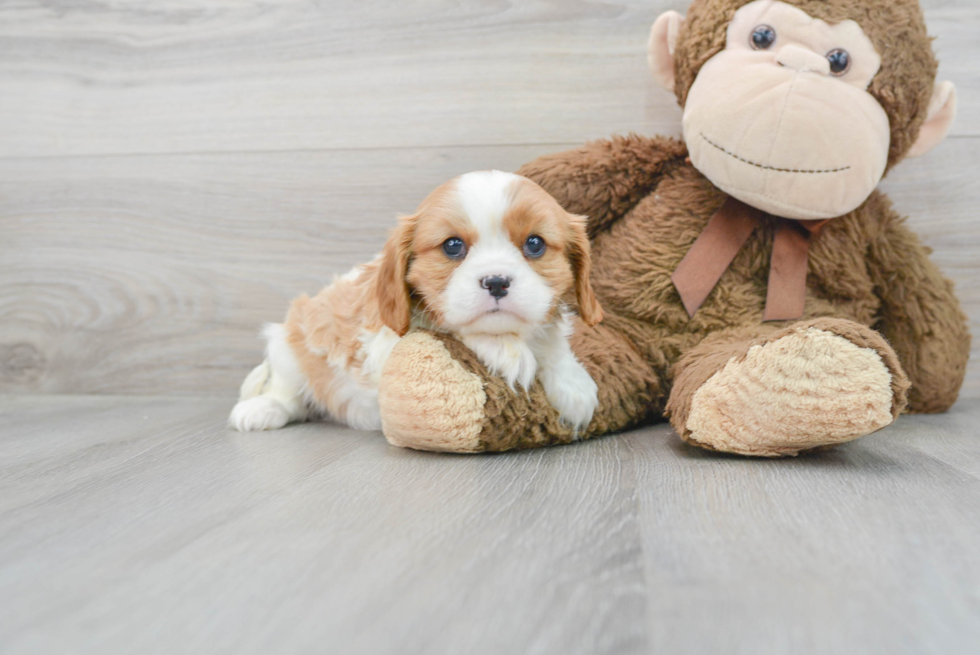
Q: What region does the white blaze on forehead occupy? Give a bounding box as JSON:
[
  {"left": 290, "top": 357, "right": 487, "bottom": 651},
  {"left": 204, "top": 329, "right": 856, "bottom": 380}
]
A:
[{"left": 454, "top": 170, "right": 521, "bottom": 238}]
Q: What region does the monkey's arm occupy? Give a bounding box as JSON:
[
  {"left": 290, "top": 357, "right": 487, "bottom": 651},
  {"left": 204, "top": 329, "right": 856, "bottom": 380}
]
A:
[
  {"left": 517, "top": 135, "right": 688, "bottom": 237},
  {"left": 867, "top": 197, "right": 971, "bottom": 413}
]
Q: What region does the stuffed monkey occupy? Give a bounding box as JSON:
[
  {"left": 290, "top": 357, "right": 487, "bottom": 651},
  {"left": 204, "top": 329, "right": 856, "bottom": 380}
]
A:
[{"left": 377, "top": 0, "right": 970, "bottom": 456}]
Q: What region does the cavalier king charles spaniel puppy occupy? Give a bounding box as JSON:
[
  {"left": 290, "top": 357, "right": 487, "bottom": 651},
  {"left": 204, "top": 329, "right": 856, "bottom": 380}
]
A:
[{"left": 230, "top": 170, "right": 603, "bottom": 436}]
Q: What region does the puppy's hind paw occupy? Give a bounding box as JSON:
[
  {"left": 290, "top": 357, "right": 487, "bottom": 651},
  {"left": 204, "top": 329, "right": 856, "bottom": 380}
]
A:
[{"left": 229, "top": 396, "right": 291, "bottom": 432}]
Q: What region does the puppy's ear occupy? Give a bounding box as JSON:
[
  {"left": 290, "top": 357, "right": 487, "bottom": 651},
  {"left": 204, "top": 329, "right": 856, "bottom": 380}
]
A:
[
  {"left": 567, "top": 213, "right": 603, "bottom": 326},
  {"left": 375, "top": 212, "right": 418, "bottom": 336}
]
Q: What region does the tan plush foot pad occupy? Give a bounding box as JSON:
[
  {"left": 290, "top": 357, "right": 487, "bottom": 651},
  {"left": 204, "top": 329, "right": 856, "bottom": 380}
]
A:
[
  {"left": 685, "top": 325, "right": 904, "bottom": 457},
  {"left": 378, "top": 331, "right": 487, "bottom": 452},
  {"left": 378, "top": 331, "right": 581, "bottom": 453}
]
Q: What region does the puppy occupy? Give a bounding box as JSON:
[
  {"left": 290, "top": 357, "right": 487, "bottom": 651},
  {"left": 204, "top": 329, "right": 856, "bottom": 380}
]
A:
[{"left": 229, "top": 170, "right": 604, "bottom": 435}]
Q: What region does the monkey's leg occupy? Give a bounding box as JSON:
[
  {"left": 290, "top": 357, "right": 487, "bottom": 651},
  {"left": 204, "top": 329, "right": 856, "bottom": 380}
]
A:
[
  {"left": 377, "top": 321, "right": 662, "bottom": 453},
  {"left": 666, "top": 318, "right": 910, "bottom": 457}
]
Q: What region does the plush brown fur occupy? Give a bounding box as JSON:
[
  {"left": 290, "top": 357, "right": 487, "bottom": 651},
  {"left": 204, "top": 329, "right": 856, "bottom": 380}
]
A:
[{"left": 376, "top": 0, "right": 970, "bottom": 456}]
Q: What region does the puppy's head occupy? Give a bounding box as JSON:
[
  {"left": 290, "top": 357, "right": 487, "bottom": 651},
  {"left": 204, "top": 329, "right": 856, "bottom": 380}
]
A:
[{"left": 376, "top": 171, "right": 603, "bottom": 337}]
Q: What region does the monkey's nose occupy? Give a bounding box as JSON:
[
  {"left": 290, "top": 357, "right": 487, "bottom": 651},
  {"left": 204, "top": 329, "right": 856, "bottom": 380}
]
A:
[
  {"left": 776, "top": 44, "right": 830, "bottom": 76},
  {"left": 481, "top": 275, "right": 511, "bottom": 299}
]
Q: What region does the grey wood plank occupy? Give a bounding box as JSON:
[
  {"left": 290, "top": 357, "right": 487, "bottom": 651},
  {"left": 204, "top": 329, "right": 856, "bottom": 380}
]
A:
[
  {"left": 890, "top": 403, "right": 980, "bottom": 479},
  {"left": 0, "top": 144, "right": 561, "bottom": 395},
  {"left": 0, "top": 0, "right": 974, "bottom": 159},
  {"left": 3, "top": 139, "right": 978, "bottom": 398},
  {"left": 2, "top": 395, "right": 980, "bottom": 654},
  {"left": 0, "top": 395, "right": 647, "bottom": 655},
  {"left": 628, "top": 401, "right": 980, "bottom": 655}
]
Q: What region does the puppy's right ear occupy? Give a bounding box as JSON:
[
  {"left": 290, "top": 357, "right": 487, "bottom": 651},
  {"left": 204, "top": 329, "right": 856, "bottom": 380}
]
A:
[
  {"left": 567, "top": 212, "right": 604, "bottom": 327},
  {"left": 375, "top": 212, "right": 418, "bottom": 336}
]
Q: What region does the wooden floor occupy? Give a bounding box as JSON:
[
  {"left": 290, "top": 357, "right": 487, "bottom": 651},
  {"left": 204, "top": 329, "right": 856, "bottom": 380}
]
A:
[
  {"left": 3, "top": 1, "right": 980, "bottom": 652},
  {"left": 2, "top": 394, "right": 979, "bottom": 654}
]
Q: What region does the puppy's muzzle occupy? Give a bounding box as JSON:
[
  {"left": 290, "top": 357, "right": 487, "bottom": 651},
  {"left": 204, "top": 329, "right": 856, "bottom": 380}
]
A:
[{"left": 481, "top": 275, "right": 511, "bottom": 299}]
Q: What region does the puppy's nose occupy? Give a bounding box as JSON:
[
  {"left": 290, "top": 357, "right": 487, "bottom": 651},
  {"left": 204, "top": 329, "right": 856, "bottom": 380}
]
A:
[{"left": 481, "top": 275, "right": 511, "bottom": 299}]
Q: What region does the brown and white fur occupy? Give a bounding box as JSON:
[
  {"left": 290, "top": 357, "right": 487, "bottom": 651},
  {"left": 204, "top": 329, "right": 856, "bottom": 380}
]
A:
[{"left": 229, "top": 171, "right": 604, "bottom": 435}]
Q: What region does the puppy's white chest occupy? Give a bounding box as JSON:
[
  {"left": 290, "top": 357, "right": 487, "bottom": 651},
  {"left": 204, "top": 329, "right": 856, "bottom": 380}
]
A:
[{"left": 461, "top": 332, "right": 538, "bottom": 390}]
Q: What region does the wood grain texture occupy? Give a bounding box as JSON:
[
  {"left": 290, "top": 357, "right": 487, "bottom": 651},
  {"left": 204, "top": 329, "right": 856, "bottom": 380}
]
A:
[
  {"left": 1, "top": 394, "right": 979, "bottom": 654},
  {"left": 0, "top": 0, "right": 685, "bottom": 158},
  {"left": 0, "top": 395, "right": 647, "bottom": 655},
  {"left": 0, "top": 0, "right": 975, "bottom": 160},
  {"left": 632, "top": 407, "right": 980, "bottom": 655},
  {"left": 0, "top": 0, "right": 977, "bottom": 397},
  {"left": 0, "top": 144, "right": 570, "bottom": 394},
  {"left": 3, "top": 139, "right": 979, "bottom": 397}
]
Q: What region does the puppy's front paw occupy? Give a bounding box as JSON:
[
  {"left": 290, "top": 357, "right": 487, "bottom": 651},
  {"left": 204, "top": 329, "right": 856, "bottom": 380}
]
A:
[
  {"left": 229, "top": 396, "right": 291, "bottom": 432},
  {"left": 540, "top": 359, "right": 599, "bottom": 435}
]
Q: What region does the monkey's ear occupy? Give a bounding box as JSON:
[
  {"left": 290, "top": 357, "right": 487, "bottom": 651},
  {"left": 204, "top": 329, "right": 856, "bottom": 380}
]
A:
[
  {"left": 648, "top": 10, "right": 685, "bottom": 92},
  {"left": 907, "top": 81, "right": 958, "bottom": 159}
]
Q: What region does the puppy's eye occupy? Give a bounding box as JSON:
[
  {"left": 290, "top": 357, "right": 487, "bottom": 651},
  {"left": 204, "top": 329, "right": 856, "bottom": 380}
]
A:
[
  {"left": 826, "top": 48, "right": 851, "bottom": 75},
  {"left": 750, "top": 25, "right": 776, "bottom": 50},
  {"left": 523, "top": 235, "right": 546, "bottom": 259},
  {"left": 442, "top": 237, "right": 467, "bottom": 259}
]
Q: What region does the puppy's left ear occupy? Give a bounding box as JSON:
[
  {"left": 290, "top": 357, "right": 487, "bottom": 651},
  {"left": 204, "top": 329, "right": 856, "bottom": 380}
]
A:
[
  {"left": 375, "top": 212, "right": 418, "bottom": 336},
  {"left": 567, "top": 213, "right": 604, "bottom": 326}
]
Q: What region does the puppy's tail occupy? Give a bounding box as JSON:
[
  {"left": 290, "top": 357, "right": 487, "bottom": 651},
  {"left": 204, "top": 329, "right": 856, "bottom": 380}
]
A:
[{"left": 239, "top": 359, "right": 272, "bottom": 401}]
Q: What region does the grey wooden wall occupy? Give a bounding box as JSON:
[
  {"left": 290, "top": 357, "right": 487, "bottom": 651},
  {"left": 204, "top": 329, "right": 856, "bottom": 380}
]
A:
[{"left": 2, "top": 0, "right": 977, "bottom": 398}]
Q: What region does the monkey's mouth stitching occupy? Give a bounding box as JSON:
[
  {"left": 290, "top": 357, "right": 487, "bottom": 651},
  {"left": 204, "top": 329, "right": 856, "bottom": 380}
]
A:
[{"left": 700, "top": 133, "right": 851, "bottom": 174}]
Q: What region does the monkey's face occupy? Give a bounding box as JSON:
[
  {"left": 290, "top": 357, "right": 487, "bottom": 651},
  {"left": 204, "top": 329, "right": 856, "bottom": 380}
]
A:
[{"left": 682, "top": 0, "right": 890, "bottom": 220}]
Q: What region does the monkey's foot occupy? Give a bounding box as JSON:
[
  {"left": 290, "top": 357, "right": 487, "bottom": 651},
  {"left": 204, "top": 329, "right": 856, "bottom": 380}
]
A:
[
  {"left": 378, "top": 331, "right": 488, "bottom": 452},
  {"left": 378, "top": 331, "right": 582, "bottom": 453},
  {"left": 679, "top": 319, "right": 909, "bottom": 457}
]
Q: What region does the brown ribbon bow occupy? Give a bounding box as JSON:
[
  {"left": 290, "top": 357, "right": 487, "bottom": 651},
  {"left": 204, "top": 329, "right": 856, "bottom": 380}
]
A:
[{"left": 671, "top": 197, "right": 829, "bottom": 322}]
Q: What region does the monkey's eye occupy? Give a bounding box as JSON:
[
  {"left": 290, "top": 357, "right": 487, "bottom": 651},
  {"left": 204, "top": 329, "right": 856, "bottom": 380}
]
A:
[
  {"left": 442, "top": 237, "right": 467, "bottom": 259},
  {"left": 750, "top": 25, "right": 776, "bottom": 50},
  {"left": 523, "top": 235, "right": 546, "bottom": 259},
  {"left": 827, "top": 49, "right": 851, "bottom": 75}
]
